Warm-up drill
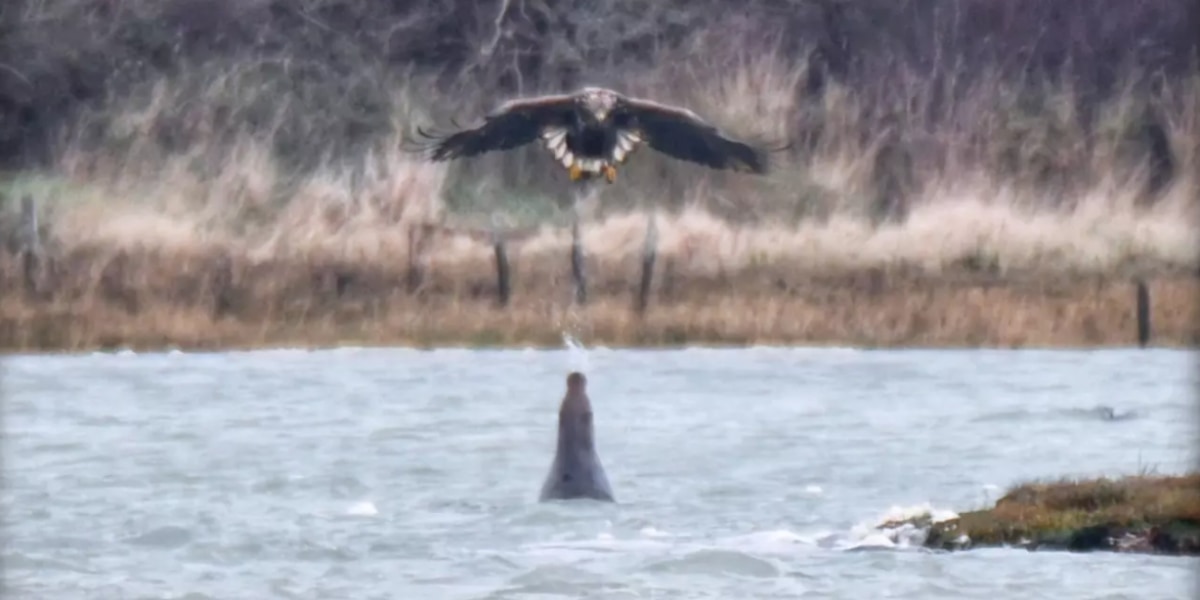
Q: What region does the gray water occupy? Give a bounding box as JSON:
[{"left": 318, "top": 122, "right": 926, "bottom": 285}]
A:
[{"left": 2, "top": 344, "right": 1197, "bottom": 600}]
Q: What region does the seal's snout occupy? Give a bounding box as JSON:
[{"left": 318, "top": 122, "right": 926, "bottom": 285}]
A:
[{"left": 566, "top": 371, "right": 587, "bottom": 394}]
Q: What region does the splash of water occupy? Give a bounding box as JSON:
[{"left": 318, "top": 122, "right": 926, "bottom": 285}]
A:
[
  {"left": 562, "top": 331, "right": 590, "bottom": 374},
  {"left": 556, "top": 285, "right": 592, "bottom": 375}
]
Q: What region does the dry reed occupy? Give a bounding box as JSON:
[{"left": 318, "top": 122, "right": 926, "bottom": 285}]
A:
[{"left": 1, "top": 7, "right": 1198, "bottom": 353}]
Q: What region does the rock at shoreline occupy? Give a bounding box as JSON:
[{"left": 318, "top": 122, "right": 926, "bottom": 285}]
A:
[{"left": 881, "top": 473, "right": 1200, "bottom": 557}]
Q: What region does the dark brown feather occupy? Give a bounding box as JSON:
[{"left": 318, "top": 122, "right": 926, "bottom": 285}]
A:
[
  {"left": 413, "top": 94, "right": 579, "bottom": 161},
  {"left": 617, "top": 98, "right": 770, "bottom": 174}
]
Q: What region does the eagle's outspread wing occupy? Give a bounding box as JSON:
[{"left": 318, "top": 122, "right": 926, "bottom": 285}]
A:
[
  {"left": 413, "top": 93, "right": 579, "bottom": 161},
  {"left": 613, "top": 97, "right": 770, "bottom": 174}
]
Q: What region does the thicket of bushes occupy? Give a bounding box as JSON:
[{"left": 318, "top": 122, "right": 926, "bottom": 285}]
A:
[{"left": 2, "top": 0, "right": 1197, "bottom": 221}]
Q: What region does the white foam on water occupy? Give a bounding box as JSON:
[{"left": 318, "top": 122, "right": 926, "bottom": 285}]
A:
[
  {"left": 562, "top": 332, "right": 590, "bottom": 374},
  {"left": 719, "top": 529, "right": 815, "bottom": 553},
  {"left": 639, "top": 526, "right": 672, "bottom": 539},
  {"left": 507, "top": 502, "right": 964, "bottom": 571},
  {"left": 345, "top": 500, "right": 378, "bottom": 517},
  {"left": 835, "top": 503, "right": 960, "bottom": 551},
  {"left": 875, "top": 503, "right": 960, "bottom": 525},
  {"left": 521, "top": 535, "right": 673, "bottom": 557},
  {"left": 760, "top": 503, "right": 965, "bottom": 553}
]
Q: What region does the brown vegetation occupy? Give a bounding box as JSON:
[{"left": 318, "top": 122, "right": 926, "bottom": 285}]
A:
[
  {"left": 911, "top": 472, "right": 1200, "bottom": 556},
  {"left": 2, "top": 244, "right": 1197, "bottom": 353},
  {"left": 1, "top": 1, "right": 1198, "bottom": 353}
]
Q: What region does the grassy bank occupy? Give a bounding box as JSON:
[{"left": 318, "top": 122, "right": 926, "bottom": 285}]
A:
[
  {"left": 1, "top": 2, "right": 1197, "bottom": 353},
  {"left": 1, "top": 239, "right": 1197, "bottom": 353},
  {"left": 2, "top": 140, "right": 1198, "bottom": 353},
  {"left": 887, "top": 473, "right": 1200, "bottom": 556}
]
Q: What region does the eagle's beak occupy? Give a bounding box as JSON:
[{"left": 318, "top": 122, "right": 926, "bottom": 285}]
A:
[{"left": 595, "top": 108, "right": 609, "bottom": 121}]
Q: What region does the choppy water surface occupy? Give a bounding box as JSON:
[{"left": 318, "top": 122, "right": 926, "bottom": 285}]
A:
[{"left": 2, "top": 344, "right": 1197, "bottom": 599}]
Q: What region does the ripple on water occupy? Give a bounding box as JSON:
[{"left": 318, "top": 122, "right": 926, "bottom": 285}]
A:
[
  {"left": 293, "top": 539, "right": 359, "bottom": 562},
  {"left": 183, "top": 541, "right": 265, "bottom": 566},
  {"left": 2, "top": 347, "right": 1196, "bottom": 599},
  {"left": 4, "top": 552, "right": 98, "bottom": 574},
  {"left": 122, "top": 525, "right": 195, "bottom": 550},
  {"left": 642, "top": 549, "right": 783, "bottom": 578},
  {"left": 495, "top": 564, "right": 636, "bottom": 599}
]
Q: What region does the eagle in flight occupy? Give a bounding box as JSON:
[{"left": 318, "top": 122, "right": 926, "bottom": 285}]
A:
[{"left": 412, "top": 86, "right": 774, "bottom": 183}]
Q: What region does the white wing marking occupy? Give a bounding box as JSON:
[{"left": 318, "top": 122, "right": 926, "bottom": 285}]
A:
[
  {"left": 612, "top": 130, "right": 643, "bottom": 164},
  {"left": 542, "top": 128, "right": 568, "bottom": 160}
]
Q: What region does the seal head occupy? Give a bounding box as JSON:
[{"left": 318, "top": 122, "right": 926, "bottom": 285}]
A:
[{"left": 538, "top": 372, "right": 616, "bottom": 503}]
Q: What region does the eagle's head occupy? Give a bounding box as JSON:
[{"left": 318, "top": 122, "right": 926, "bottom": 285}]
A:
[{"left": 577, "top": 87, "right": 619, "bottom": 122}]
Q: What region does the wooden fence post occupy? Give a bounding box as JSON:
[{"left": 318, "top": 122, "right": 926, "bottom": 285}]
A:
[
  {"left": 406, "top": 224, "right": 425, "bottom": 294},
  {"left": 635, "top": 212, "right": 658, "bottom": 315},
  {"left": 570, "top": 218, "right": 587, "bottom": 306},
  {"left": 1135, "top": 278, "right": 1150, "bottom": 347},
  {"left": 19, "top": 194, "right": 40, "bottom": 296},
  {"left": 211, "top": 253, "right": 234, "bottom": 318},
  {"left": 492, "top": 230, "right": 511, "bottom": 308}
]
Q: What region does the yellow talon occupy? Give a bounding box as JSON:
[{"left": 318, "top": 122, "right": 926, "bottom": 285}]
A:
[
  {"left": 568, "top": 163, "right": 583, "bottom": 181},
  {"left": 602, "top": 164, "right": 617, "bottom": 183}
]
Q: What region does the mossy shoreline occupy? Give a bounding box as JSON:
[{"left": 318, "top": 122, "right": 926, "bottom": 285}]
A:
[{"left": 884, "top": 473, "right": 1200, "bottom": 557}]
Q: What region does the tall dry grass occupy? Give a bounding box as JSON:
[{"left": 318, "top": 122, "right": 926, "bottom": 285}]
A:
[
  {"left": 1, "top": 1, "right": 1198, "bottom": 351},
  {"left": 24, "top": 51, "right": 1200, "bottom": 276}
]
